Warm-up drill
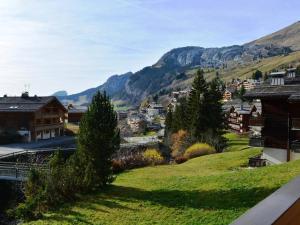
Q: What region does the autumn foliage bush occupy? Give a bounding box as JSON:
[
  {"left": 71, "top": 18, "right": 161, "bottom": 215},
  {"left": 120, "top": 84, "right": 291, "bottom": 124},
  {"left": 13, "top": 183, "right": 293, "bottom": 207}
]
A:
[
  {"left": 170, "top": 130, "right": 191, "bottom": 158},
  {"left": 174, "top": 156, "right": 188, "bottom": 164},
  {"left": 184, "top": 143, "right": 216, "bottom": 159},
  {"left": 143, "top": 149, "right": 164, "bottom": 165}
]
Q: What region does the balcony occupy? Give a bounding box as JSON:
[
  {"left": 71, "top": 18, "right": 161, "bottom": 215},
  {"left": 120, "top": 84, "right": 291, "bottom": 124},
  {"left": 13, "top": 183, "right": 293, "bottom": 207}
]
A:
[
  {"left": 231, "top": 176, "right": 300, "bottom": 225},
  {"left": 291, "top": 118, "right": 300, "bottom": 130},
  {"left": 249, "top": 116, "right": 264, "bottom": 127},
  {"left": 249, "top": 137, "right": 264, "bottom": 147}
]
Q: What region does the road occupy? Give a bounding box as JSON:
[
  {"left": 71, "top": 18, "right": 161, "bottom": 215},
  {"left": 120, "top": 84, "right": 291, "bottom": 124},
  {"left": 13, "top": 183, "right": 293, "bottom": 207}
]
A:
[
  {"left": 0, "top": 136, "right": 75, "bottom": 156},
  {"left": 123, "top": 135, "right": 158, "bottom": 145}
]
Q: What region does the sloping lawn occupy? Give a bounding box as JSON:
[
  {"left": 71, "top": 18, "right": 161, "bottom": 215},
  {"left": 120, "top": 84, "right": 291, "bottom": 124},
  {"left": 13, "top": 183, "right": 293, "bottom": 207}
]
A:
[
  {"left": 224, "top": 132, "right": 250, "bottom": 152},
  {"left": 26, "top": 145, "right": 300, "bottom": 225}
]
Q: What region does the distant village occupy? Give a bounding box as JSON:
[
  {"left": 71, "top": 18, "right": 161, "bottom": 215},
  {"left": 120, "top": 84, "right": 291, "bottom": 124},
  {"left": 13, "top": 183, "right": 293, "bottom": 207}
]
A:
[{"left": 0, "top": 66, "right": 300, "bottom": 167}]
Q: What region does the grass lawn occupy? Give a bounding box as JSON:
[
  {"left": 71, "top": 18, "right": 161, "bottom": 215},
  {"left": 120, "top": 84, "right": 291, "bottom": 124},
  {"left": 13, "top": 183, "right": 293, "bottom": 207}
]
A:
[{"left": 26, "top": 134, "right": 300, "bottom": 225}]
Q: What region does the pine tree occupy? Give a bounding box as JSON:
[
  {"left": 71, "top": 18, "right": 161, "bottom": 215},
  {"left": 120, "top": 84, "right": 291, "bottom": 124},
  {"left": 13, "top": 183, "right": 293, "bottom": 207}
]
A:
[
  {"left": 204, "top": 77, "right": 227, "bottom": 151},
  {"left": 188, "top": 69, "right": 208, "bottom": 140},
  {"left": 296, "top": 65, "right": 300, "bottom": 76},
  {"left": 238, "top": 85, "right": 246, "bottom": 102},
  {"left": 165, "top": 108, "right": 173, "bottom": 133},
  {"left": 77, "top": 91, "right": 120, "bottom": 188}
]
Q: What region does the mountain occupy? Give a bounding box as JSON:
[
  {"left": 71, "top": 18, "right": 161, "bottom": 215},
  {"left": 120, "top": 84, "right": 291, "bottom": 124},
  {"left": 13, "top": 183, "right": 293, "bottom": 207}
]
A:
[
  {"left": 59, "top": 72, "right": 132, "bottom": 105},
  {"left": 248, "top": 21, "right": 300, "bottom": 51},
  {"left": 53, "top": 90, "right": 68, "bottom": 97},
  {"left": 59, "top": 21, "right": 300, "bottom": 107}
]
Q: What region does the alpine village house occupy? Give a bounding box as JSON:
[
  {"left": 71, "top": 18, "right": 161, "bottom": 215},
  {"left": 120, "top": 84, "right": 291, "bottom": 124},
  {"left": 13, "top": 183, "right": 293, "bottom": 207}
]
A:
[
  {"left": 245, "top": 68, "right": 300, "bottom": 164},
  {"left": 0, "top": 92, "right": 67, "bottom": 142}
]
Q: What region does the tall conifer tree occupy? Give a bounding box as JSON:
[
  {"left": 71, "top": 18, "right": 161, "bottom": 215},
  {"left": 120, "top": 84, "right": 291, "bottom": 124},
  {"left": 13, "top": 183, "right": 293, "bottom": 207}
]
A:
[
  {"left": 77, "top": 91, "right": 120, "bottom": 188},
  {"left": 188, "top": 69, "right": 208, "bottom": 140}
]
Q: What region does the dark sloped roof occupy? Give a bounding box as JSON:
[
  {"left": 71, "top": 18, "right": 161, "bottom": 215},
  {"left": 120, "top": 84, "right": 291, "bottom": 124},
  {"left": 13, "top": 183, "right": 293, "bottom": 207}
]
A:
[
  {"left": 0, "top": 96, "right": 65, "bottom": 112},
  {"left": 288, "top": 94, "right": 300, "bottom": 102},
  {"left": 244, "top": 85, "right": 300, "bottom": 99}
]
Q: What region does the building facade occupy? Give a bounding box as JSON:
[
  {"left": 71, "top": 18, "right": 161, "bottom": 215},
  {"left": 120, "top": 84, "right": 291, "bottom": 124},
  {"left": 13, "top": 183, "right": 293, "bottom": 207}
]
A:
[
  {"left": 0, "top": 93, "right": 67, "bottom": 142},
  {"left": 245, "top": 71, "right": 300, "bottom": 164}
]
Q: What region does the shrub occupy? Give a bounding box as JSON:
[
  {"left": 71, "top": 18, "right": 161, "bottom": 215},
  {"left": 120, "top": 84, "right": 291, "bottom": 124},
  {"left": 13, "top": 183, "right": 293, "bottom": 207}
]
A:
[
  {"left": 171, "top": 130, "right": 190, "bottom": 158},
  {"left": 143, "top": 149, "right": 164, "bottom": 165},
  {"left": 112, "top": 160, "right": 125, "bottom": 174},
  {"left": 113, "top": 154, "right": 149, "bottom": 172},
  {"left": 174, "top": 156, "right": 188, "bottom": 164},
  {"left": 184, "top": 143, "right": 216, "bottom": 159}
]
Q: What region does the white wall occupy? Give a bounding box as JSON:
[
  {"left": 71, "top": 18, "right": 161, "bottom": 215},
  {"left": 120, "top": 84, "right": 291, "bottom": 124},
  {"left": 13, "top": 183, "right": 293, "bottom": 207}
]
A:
[
  {"left": 43, "top": 130, "right": 51, "bottom": 139},
  {"left": 291, "top": 151, "right": 300, "bottom": 161},
  {"left": 51, "top": 129, "right": 56, "bottom": 138},
  {"left": 262, "top": 148, "right": 287, "bottom": 164}
]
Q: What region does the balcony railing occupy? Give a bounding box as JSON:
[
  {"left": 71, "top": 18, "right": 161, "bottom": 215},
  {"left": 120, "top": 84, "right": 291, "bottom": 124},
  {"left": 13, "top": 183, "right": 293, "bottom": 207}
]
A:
[
  {"left": 249, "top": 116, "right": 264, "bottom": 127},
  {"left": 231, "top": 176, "right": 300, "bottom": 225},
  {"left": 292, "top": 118, "right": 300, "bottom": 130},
  {"left": 249, "top": 137, "right": 264, "bottom": 147}
]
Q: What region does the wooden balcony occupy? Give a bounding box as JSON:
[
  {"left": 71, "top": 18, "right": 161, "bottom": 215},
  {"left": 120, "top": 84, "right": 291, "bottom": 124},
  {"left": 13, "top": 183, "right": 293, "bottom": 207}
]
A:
[
  {"left": 249, "top": 137, "right": 264, "bottom": 147},
  {"left": 35, "top": 123, "right": 64, "bottom": 131},
  {"left": 292, "top": 118, "right": 300, "bottom": 130},
  {"left": 249, "top": 116, "right": 264, "bottom": 127}
]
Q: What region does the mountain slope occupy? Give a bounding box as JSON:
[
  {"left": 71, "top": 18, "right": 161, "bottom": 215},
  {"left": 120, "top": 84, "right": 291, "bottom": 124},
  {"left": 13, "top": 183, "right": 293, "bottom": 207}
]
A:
[
  {"left": 248, "top": 21, "right": 300, "bottom": 51},
  {"left": 59, "top": 21, "right": 300, "bottom": 106},
  {"left": 59, "top": 72, "right": 132, "bottom": 105}
]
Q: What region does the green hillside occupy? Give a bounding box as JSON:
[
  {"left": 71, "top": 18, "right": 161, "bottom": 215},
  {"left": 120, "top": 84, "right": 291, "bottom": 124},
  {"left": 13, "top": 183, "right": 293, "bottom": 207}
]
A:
[{"left": 26, "top": 134, "right": 300, "bottom": 225}]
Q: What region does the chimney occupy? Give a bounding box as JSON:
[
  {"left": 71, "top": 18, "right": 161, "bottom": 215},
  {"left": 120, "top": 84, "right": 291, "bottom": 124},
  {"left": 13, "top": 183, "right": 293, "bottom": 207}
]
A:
[{"left": 21, "top": 91, "right": 29, "bottom": 98}]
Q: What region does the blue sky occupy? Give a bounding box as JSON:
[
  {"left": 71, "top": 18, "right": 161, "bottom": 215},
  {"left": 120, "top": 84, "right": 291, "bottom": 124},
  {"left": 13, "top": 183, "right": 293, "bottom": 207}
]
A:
[{"left": 0, "top": 0, "right": 299, "bottom": 96}]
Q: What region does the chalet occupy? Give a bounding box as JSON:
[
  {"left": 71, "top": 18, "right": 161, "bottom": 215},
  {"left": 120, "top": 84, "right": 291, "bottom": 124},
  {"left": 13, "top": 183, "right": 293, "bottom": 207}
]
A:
[
  {"left": 224, "top": 100, "right": 261, "bottom": 134},
  {"left": 223, "top": 89, "right": 232, "bottom": 101},
  {"left": 245, "top": 70, "right": 300, "bottom": 164},
  {"left": 127, "top": 115, "right": 146, "bottom": 134},
  {"left": 0, "top": 92, "right": 67, "bottom": 142},
  {"left": 117, "top": 111, "right": 128, "bottom": 120},
  {"left": 146, "top": 103, "right": 165, "bottom": 117},
  {"left": 67, "top": 105, "right": 86, "bottom": 124}
]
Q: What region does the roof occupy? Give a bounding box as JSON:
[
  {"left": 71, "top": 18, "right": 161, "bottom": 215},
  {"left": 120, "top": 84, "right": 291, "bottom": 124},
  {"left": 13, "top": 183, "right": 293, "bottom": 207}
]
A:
[
  {"left": 244, "top": 84, "right": 300, "bottom": 100},
  {"left": 269, "top": 71, "right": 286, "bottom": 77},
  {"left": 68, "top": 108, "right": 86, "bottom": 114},
  {"left": 288, "top": 94, "right": 300, "bottom": 102},
  {"left": 0, "top": 96, "right": 66, "bottom": 112},
  {"left": 287, "top": 68, "right": 296, "bottom": 72}
]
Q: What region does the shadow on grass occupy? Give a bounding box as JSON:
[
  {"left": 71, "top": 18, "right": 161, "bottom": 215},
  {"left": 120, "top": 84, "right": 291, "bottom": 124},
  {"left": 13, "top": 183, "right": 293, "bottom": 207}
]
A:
[
  {"left": 102, "top": 185, "right": 277, "bottom": 210},
  {"left": 43, "top": 185, "right": 278, "bottom": 223},
  {"left": 44, "top": 209, "right": 94, "bottom": 224}
]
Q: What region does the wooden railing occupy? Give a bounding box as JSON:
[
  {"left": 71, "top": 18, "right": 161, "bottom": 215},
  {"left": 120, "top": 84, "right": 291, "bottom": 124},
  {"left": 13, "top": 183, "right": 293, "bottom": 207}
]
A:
[{"left": 231, "top": 175, "right": 300, "bottom": 225}]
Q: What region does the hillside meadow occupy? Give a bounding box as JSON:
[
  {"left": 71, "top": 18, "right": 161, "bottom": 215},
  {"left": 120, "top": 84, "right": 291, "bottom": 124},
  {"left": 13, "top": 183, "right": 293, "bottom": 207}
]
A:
[{"left": 25, "top": 134, "right": 300, "bottom": 225}]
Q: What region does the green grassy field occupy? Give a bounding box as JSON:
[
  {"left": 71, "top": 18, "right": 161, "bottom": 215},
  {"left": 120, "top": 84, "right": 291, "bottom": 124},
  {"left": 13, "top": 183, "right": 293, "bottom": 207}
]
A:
[{"left": 27, "top": 134, "right": 300, "bottom": 225}]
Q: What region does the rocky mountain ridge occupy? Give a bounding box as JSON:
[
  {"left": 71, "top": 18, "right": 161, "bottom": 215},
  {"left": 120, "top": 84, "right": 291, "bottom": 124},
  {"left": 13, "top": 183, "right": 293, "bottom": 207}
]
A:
[{"left": 59, "top": 21, "right": 300, "bottom": 107}]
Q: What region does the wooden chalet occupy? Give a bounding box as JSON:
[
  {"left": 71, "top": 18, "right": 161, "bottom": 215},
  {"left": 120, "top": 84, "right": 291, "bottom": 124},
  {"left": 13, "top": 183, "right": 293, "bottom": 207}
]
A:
[
  {"left": 223, "top": 100, "right": 261, "bottom": 134},
  {"left": 0, "top": 92, "right": 67, "bottom": 142},
  {"left": 67, "top": 105, "right": 87, "bottom": 124},
  {"left": 245, "top": 71, "right": 300, "bottom": 164}
]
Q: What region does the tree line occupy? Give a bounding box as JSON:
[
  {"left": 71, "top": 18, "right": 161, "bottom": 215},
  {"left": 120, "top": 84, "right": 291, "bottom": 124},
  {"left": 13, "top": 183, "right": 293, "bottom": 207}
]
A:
[{"left": 165, "top": 69, "right": 227, "bottom": 152}]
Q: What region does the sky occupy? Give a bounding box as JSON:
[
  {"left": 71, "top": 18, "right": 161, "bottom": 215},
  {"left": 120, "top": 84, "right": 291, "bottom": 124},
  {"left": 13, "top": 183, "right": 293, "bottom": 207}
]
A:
[{"left": 0, "top": 0, "right": 300, "bottom": 96}]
